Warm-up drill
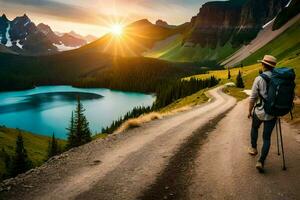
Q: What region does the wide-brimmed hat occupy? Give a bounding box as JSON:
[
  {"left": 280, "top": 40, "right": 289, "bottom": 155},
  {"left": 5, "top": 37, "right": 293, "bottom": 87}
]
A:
[{"left": 258, "top": 55, "right": 277, "bottom": 68}]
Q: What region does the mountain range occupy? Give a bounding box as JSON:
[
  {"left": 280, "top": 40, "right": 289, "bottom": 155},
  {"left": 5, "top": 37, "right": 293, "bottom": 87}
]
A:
[
  {"left": 0, "top": 0, "right": 299, "bottom": 92},
  {"left": 0, "top": 14, "right": 97, "bottom": 55}
]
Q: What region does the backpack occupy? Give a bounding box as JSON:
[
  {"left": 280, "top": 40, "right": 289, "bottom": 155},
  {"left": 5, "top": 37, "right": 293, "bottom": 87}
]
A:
[{"left": 260, "top": 67, "right": 296, "bottom": 117}]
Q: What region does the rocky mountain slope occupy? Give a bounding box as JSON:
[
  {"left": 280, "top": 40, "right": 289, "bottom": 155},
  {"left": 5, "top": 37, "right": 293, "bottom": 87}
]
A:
[
  {"left": 222, "top": 13, "right": 300, "bottom": 67},
  {"left": 144, "top": 0, "right": 291, "bottom": 64},
  {"left": 0, "top": 14, "right": 96, "bottom": 55},
  {"left": 186, "top": 0, "right": 289, "bottom": 47},
  {"left": 0, "top": 14, "right": 56, "bottom": 55},
  {"left": 68, "top": 31, "right": 97, "bottom": 43}
]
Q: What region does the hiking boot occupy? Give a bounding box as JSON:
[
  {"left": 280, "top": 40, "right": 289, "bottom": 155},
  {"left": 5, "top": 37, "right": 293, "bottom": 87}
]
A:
[
  {"left": 256, "top": 161, "right": 264, "bottom": 173},
  {"left": 248, "top": 147, "right": 258, "bottom": 156}
]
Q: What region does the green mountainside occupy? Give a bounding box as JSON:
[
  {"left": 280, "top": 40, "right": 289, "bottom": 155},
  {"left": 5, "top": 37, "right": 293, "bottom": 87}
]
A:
[
  {"left": 0, "top": 127, "right": 66, "bottom": 180},
  {"left": 242, "top": 19, "right": 300, "bottom": 65}
]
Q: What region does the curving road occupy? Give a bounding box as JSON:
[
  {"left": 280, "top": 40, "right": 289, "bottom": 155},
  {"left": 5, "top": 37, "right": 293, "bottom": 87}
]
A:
[
  {"left": 1, "top": 86, "right": 299, "bottom": 200},
  {"left": 0, "top": 87, "right": 235, "bottom": 200}
]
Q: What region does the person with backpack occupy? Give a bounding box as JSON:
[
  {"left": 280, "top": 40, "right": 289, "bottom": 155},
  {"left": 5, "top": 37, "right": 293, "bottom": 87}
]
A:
[{"left": 247, "top": 55, "right": 295, "bottom": 173}]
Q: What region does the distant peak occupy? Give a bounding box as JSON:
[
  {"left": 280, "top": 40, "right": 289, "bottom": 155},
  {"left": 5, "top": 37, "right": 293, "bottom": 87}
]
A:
[
  {"left": 156, "top": 19, "right": 169, "bottom": 26},
  {"left": 128, "top": 19, "right": 152, "bottom": 27},
  {"left": 139, "top": 19, "right": 152, "bottom": 24},
  {"left": 37, "top": 23, "right": 50, "bottom": 28},
  {"left": 1, "top": 14, "right": 8, "bottom": 20},
  {"left": 22, "top": 13, "right": 30, "bottom": 20}
]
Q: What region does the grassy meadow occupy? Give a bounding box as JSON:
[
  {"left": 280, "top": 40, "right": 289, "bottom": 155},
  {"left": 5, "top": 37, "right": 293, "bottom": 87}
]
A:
[{"left": 0, "top": 127, "right": 66, "bottom": 180}]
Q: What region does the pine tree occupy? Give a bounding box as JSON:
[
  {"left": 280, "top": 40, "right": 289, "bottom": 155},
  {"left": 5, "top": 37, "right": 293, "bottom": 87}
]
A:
[
  {"left": 67, "top": 96, "right": 91, "bottom": 148},
  {"left": 47, "top": 133, "right": 59, "bottom": 159},
  {"left": 66, "top": 112, "right": 76, "bottom": 148},
  {"left": 227, "top": 68, "right": 231, "bottom": 79},
  {"left": 81, "top": 116, "right": 92, "bottom": 144},
  {"left": 1, "top": 148, "right": 11, "bottom": 178},
  {"left": 10, "top": 132, "right": 32, "bottom": 176},
  {"left": 236, "top": 70, "right": 245, "bottom": 88}
]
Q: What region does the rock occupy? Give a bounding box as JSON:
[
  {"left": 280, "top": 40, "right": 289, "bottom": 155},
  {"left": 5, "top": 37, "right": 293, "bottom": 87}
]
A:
[
  {"left": 186, "top": 0, "right": 289, "bottom": 48},
  {"left": 22, "top": 184, "right": 34, "bottom": 188},
  {"left": 225, "top": 82, "right": 236, "bottom": 87},
  {"left": 91, "top": 160, "right": 102, "bottom": 166}
]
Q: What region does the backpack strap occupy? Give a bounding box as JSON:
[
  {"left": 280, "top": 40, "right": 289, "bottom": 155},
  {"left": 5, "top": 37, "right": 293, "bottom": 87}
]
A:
[
  {"left": 260, "top": 73, "right": 271, "bottom": 84},
  {"left": 258, "top": 73, "right": 271, "bottom": 102}
]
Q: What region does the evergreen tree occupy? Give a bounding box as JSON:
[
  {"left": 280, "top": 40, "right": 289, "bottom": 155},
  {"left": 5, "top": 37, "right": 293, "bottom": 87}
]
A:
[
  {"left": 3, "top": 149, "right": 10, "bottom": 170},
  {"left": 227, "top": 68, "right": 231, "bottom": 79},
  {"left": 10, "top": 132, "right": 32, "bottom": 177},
  {"left": 66, "top": 112, "right": 76, "bottom": 148},
  {"left": 236, "top": 70, "right": 245, "bottom": 88},
  {"left": 67, "top": 97, "right": 92, "bottom": 148},
  {"left": 47, "top": 133, "right": 59, "bottom": 159},
  {"left": 1, "top": 148, "right": 11, "bottom": 178}
]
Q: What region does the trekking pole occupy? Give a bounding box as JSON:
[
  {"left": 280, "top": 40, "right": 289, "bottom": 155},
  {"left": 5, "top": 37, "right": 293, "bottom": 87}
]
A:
[
  {"left": 278, "top": 118, "right": 287, "bottom": 170},
  {"left": 275, "top": 119, "right": 280, "bottom": 155}
]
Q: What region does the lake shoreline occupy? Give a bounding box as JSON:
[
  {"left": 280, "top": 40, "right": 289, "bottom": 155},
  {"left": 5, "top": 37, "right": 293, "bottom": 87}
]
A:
[
  {"left": 0, "top": 84, "right": 156, "bottom": 96},
  {"left": 0, "top": 86, "right": 155, "bottom": 139}
]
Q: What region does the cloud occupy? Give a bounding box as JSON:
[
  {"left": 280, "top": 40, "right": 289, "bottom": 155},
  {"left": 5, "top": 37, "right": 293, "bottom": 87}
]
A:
[
  {"left": 0, "top": 0, "right": 107, "bottom": 25},
  {"left": 1, "top": 0, "right": 218, "bottom": 33}
]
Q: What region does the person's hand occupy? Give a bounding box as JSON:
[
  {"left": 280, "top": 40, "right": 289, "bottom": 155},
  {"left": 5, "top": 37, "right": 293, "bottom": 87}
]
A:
[{"left": 248, "top": 112, "right": 252, "bottom": 119}]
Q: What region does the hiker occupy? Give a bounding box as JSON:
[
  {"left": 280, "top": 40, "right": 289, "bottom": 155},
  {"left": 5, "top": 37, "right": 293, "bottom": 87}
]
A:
[{"left": 247, "top": 55, "right": 278, "bottom": 172}]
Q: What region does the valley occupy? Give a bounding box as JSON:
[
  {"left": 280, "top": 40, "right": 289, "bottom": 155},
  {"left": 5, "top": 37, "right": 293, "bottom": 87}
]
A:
[{"left": 0, "top": 0, "right": 299, "bottom": 199}]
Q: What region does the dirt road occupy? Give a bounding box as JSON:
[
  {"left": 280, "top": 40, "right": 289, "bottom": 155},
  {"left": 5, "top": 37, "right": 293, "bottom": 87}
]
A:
[
  {"left": 188, "top": 100, "right": 300, "bottom": 200},
  {"left": 0, "top": 87, "right": 236, "bottom": 200},
  {"left": 1, "top": 87, "right": 299, "bottom": 200}
]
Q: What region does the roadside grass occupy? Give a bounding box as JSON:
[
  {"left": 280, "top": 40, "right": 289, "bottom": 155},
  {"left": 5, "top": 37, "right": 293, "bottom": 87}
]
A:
[
  {"left": 159, "top": 89, "right": 209, "bottom": 113},
  {"left": 184, "top": 64, "right": 261, "bottom": 83},
  {"left": 0, "top": 127, "right": 66, "bottom": 179},
  {"left": 92, "top": 133, "right": 109, "bottom": 140},
  {"left": 223, "top": 87, "right": 249, "bottom": 101},
  {"left": 187, "top": 53, "right": 300, "bottom": 124}
]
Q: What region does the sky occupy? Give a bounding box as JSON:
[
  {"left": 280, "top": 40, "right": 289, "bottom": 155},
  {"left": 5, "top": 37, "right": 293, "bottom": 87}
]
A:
[{"left": 1, "top": 0, "right": 217, "bottom": 37}]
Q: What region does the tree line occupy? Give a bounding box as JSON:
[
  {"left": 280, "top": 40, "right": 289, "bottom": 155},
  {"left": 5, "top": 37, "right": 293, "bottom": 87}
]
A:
[
  {"left": 0, "top": 74, "right": 222, "bottom": 180},
  {"left": 153, "top": 76, "right": 219, "bottom": 108},
  {"left": 0, "top": 132, "right": 62, "bottom": 180},
  {"left": 101, "top": 106, "right": 153, "bottom": 134},
  {"left": 0, "top": 54, "right": 202, "bottom": 93},
  {"left": 102, "top": 76, "right": 219, "bottom": 134}
]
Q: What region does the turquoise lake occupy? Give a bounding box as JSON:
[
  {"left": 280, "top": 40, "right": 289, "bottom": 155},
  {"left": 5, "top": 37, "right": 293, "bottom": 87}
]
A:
[{"left": 0, "top": 86, "right": 155, "bottom": 139}]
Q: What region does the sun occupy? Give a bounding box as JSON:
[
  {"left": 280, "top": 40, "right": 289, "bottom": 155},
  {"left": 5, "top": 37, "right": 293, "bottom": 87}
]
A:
[{"left": 110, "top": 24, "right": 123, "bottom": 36}]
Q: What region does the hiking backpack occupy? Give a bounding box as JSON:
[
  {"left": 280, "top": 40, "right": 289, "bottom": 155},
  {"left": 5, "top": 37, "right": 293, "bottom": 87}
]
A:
[{"left": 260, "top": 67, "right": 296, "bottom": 117}]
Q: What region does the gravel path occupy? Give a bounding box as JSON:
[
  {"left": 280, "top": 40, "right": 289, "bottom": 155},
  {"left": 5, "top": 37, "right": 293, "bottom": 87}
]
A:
[
  {"left": 0, "top": 87, "right": 236, "bottom": 200},
  {"left": 188, "top": 100, "right": 300, "bottom": 200},
  {"left": 2, "top": 87, "right": 299, "bottom": 200}
]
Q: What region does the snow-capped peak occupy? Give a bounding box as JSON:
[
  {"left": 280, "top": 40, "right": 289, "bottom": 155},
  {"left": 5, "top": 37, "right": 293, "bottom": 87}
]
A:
[{"left": 5, "top": 23, "right": 12, "bottom": 47}]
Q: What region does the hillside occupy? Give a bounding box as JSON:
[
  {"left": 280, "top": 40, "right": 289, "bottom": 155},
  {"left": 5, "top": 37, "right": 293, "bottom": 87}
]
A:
[
  {"left": 144, "top": 0, "right": 289, "bottom": 64},
  {"left": 241, "top": 18, "right": 300, "bottom": 66},
  {"left": 222, "top": 13, "right": 300, "bottom": 67},
  {"left": 78, "top": 19, "right": 187, "bottom": 57},
  {"left": 0, "top": 126, "right": 66, "bottom": 181},
  {"left": 187, "top": 46, "right": 300, "bottom": 122},
  {"left": 273, "top": 0, "right": 300, "bottom": 30},
  {"left": 0, "top": 50, "right": 201, "bottom": 92}
]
